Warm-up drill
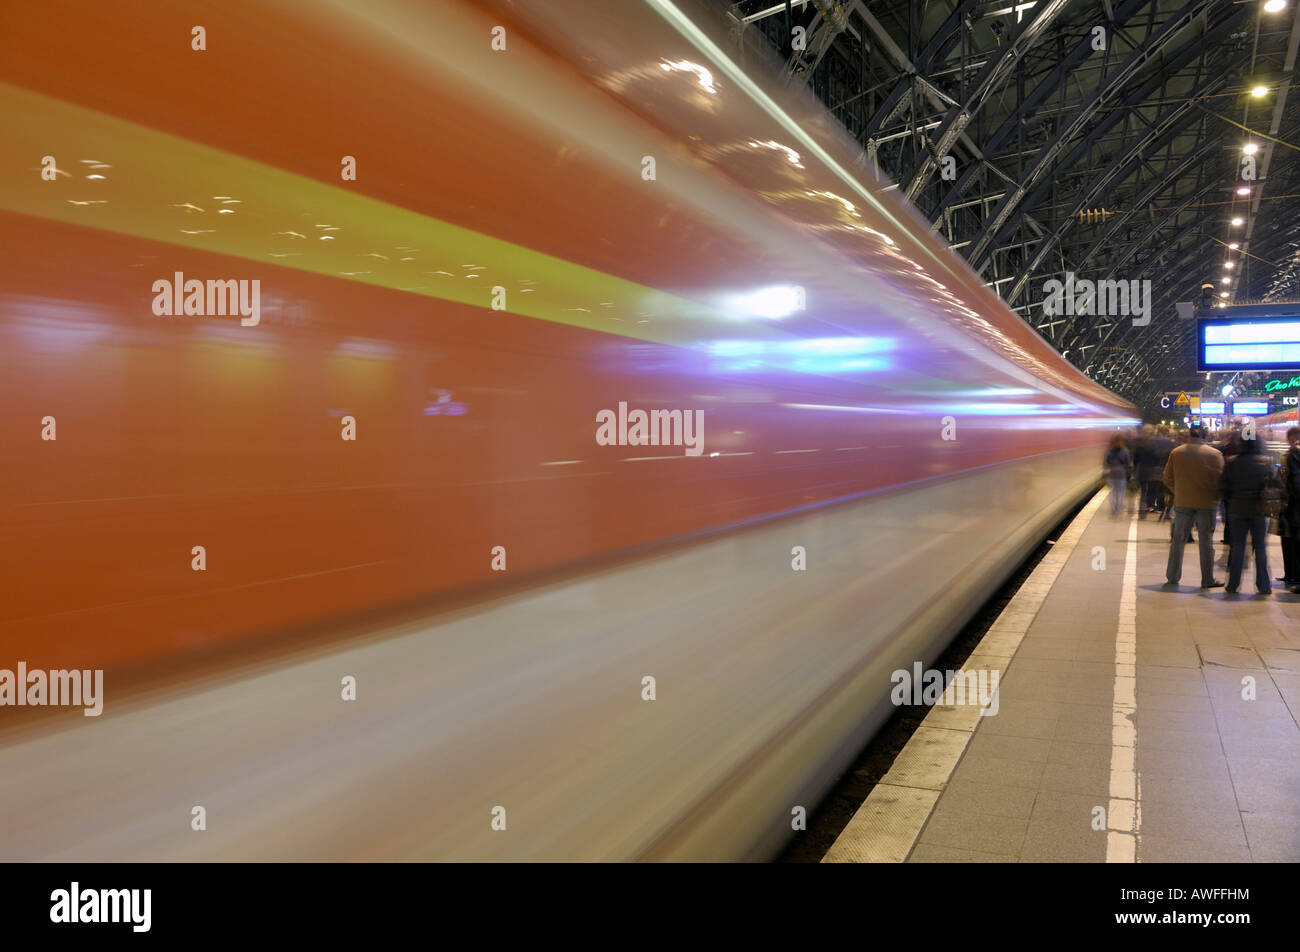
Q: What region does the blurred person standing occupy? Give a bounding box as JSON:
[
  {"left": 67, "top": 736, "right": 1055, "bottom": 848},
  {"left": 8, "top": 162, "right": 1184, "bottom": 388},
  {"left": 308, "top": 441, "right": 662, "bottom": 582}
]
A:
[
  {"left": 1163, "top": 425, "right": 1225, "bottom": 589},
  {"left": 1133, "top": 427, "right": 1155, "bottom": 518},
  {"left": 1285, "top": 427, "right": 1300, "bottom": 592},
  {"left": 1212, "top": 428, "right": 1241, "bottom": 550},
  {"left": 1218, "top": 433, "right": 1280, "bottom": 595},
  {"left": 1103, "top": 433, "right": 1132, "bottom": 519},
  {"left": 1138, "top": 425, "right": 1176, "bottom": 516}
]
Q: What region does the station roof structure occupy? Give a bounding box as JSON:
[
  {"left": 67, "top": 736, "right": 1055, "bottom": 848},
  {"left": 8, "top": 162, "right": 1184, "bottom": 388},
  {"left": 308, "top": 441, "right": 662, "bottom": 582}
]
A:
[{"left": 726, "top": 0, "right": 1300, "bottom": 406}]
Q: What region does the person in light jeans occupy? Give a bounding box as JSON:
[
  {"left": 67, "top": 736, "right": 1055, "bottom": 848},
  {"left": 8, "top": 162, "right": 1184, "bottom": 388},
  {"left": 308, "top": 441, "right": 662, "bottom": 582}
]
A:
[{"left": 1163, "top": 425, "right": 1225, "bottom": 588}]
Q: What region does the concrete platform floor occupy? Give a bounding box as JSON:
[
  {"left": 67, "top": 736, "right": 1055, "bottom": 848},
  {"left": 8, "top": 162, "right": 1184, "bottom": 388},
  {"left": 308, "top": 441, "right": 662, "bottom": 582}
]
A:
[{"left": 907, "top": 494, "right": 1300, "bottom": 862}]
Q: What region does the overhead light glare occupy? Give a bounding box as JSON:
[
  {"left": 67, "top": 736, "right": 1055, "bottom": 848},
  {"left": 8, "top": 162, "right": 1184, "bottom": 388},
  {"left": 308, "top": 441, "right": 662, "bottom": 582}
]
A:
[{"left": 725, "top": 285, "right": 807, "bottom": 319}]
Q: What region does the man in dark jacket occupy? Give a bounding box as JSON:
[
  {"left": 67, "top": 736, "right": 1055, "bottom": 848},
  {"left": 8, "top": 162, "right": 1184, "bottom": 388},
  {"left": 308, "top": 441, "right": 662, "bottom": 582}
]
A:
[
  {"left": 1214, "top": 430, "right": 1241, "bottom": 547},
  {"left": 1218, "top": 433, "right": 1278, "bottom": 595},
  {"left": 1140, "top": 425, "right": 1176, "bottom": 516}
]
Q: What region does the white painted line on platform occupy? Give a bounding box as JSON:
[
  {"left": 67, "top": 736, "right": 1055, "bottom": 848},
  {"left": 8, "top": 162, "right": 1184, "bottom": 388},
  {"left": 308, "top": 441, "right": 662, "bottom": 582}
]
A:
[{"left": 1105, "top": 514, "right": 1140, "bottom": 862}]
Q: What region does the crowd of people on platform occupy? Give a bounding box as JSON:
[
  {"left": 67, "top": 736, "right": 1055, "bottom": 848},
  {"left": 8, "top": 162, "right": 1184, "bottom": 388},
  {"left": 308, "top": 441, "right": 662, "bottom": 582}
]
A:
[{"left": 1102, "top": 423, "right": 1300, "bottom": 595}]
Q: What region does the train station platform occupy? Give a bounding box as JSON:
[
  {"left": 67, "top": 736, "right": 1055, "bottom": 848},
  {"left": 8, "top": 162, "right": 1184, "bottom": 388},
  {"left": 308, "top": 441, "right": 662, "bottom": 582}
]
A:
[{"left": 825, "top": 489, "right": 1300, "bottom": 863}]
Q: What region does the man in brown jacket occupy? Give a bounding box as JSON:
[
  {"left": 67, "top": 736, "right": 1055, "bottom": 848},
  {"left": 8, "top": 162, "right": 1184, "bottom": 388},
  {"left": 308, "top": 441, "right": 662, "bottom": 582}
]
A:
[{"left": 1163, "top": 425, "right": 1225, "bottom": 588}]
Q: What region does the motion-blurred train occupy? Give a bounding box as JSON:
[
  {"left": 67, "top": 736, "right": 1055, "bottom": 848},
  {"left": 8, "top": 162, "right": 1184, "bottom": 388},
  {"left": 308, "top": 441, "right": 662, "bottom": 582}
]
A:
[
  {"left": 1258, "top": 407, "right": 1299, "bottom": 449},
  {"left": 0, "top": 0, "right": 1134, "bottom": 860}
]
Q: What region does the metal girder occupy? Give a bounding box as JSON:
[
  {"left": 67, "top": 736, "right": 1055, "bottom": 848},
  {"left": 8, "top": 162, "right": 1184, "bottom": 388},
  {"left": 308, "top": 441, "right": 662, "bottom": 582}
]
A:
[
  {"left": 1027, "top": 133, "right": 1225, "bottom": 334},
  {"left": 1073, "top": 212, "right": 1223, "bottom": 363},
  {"left": 1001, "top": 69, "right": 1227, "bottom": 304},
  {"left": 1097, "top": 176, "right": 1223, "bottom": 295},
  {"left": 927, "top": 0, "right": 1153, "bottom": 225},
  {"left": 1110, "top": 219, "right": 1212, "bottom": 318},
  {"left": 851, "top": 0, "right": 998, "bottom": 177},
  {"left": 1071, "top": 135, "right": 1219, "bottom": 274},
  {"left": 1053, "top": 213, "right": 1213, "bottom": 360},
  {"left": 902, "top": 0, "right": 1074, "bottom": 203},
  {"left": 737, "top": 0, "right": 809, "bottom": 25},
  {"left": 860, "top": 0, "right": 989, "bottom": 140},
  {"left": 784, "top": 3, "right": 859, "bottom": 80},
  {"left": 734, "top": 0, "right": 1300, "bottom": 403},
  {"left": 1244, "top": 4, "right": 1300, "bottom": 286},
  {"left": 1034, "top": 211, "right": 1206, "bottom": 387},
  {"left": 969, "top": 0, "right": 1218, "bottom": 269},
  {"left": 1059, "top": 226, "right": 1210, "bottom": 360},
  {"left": 1146, "top": 239, "right": 1228, "bottom": 312}
]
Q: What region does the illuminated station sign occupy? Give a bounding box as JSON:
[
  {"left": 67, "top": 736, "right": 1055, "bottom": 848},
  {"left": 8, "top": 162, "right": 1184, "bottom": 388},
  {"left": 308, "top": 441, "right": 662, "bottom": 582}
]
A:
[
  {"left": 1199, "top": 309, "right": 1300, "bottom": 371},
  {"left": 1232, "top": 400, "right": 1270, "bottom": 416},
  {"left": 1265, "top": 375, "right": 1300, "bottom": 391}
]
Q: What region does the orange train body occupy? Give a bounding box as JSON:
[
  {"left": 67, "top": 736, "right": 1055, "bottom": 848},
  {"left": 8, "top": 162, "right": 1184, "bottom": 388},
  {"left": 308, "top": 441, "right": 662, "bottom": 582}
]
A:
[{"left": 0, "top": 0, "right": 1133, "bottom": 673}]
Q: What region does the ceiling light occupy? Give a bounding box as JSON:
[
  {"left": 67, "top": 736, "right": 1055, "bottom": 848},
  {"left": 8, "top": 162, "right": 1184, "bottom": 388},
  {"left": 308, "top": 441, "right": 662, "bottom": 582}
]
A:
[
  {"left": 1220, "top": 291, "right": 1230, "bottom": 298},
  {"left": 1228, "top": 242, "right": 1240, "bottom": 249},
  {"left": 1231, "top": 217, "right": 1245, "bottom": 226},
  {"left": 1243, "top": 143, "right": 1260, "bottom": 155},
  {"left": 1264, "top": 0, "right": 1286, "bottom": 13},
  {"left": 1225, "top": 261, "right": 1235, "bottom": 269},
  {"left": 1237, "top": 186, "right": 1251, "bottom": 196},
  {"left": 1251, "top": 85, "right": 1269, "bottom": 98},
  {"left": 1222, "top": 277, "right": 1232, "bottom": 284}
]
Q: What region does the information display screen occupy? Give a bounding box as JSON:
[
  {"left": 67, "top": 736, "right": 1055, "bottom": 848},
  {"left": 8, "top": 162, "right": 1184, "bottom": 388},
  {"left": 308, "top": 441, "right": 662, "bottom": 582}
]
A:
[
  {"left": 1232, "top": 400, "right": 1270, "bottom": 415},
  {"left": 1199, "top": 317, "right": 1300, "bottom": 371}
]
